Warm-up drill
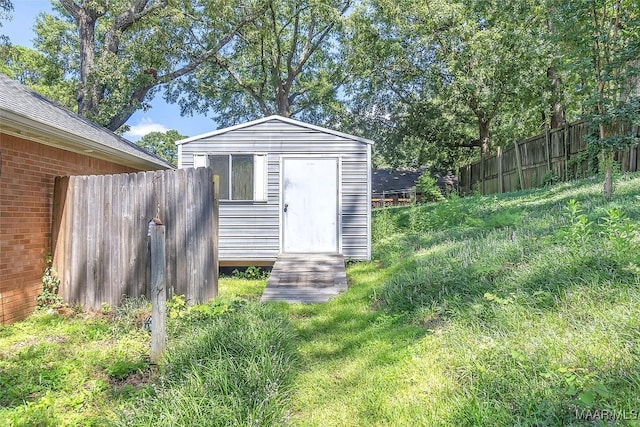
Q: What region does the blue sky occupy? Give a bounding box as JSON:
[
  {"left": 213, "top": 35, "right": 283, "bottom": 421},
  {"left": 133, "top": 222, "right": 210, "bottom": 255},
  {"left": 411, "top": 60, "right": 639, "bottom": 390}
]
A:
[{"left": 3, "top": 0, "right": 217, "bottom": 141}]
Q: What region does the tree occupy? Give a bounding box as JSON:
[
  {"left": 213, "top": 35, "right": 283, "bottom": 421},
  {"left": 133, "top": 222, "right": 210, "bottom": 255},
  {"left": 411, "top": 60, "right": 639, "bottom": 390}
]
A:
[
  {"left": 33, "top": 0, "right": 265, "bottom": 131},
  {"left": 1, "top": 45, "right": 76, "bottom": 109},
  {"left": 136, "top": 129, "right": 184, "bottom": 165},
  {"left": 0, "top": 0, "right": 12, "bottom": 46},
  {"left": 549, "top": 0, "right": 640, "bottom": 198},
  {"left": 173, "top": 0, "right": 351, "bottom": 127},
  {"left": 347, "top": 0, "right": 549, "bottom": 168}
]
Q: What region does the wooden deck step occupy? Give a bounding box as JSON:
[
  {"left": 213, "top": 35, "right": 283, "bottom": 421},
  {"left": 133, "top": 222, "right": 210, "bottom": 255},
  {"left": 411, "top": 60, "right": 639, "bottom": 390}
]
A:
[{"left": 261, "top": 253, "right": 347, "bottom": 303}]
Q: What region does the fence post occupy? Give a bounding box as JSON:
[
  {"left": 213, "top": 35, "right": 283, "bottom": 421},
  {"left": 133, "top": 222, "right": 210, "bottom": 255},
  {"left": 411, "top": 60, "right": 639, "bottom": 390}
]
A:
[
  {"left": 497, "top": 147, "right": 503, "bottom": 193},
  {"left": 545, "top": 125, "right": 552, "bottom": 172},
  {"left": 514, "top": 139, "right": 524, "bottom": 190},
  {"left": 212, "top": 175, "right": 219, "bottom": 300},
  {"left": 563, "top": 122, "right": 570, "bottom": 181},
  {"left": 480, "top": 152, "right": 486, "bottom": 195},
  {"left": 150, "top": 218, "right": 166, "bottom": 364}
]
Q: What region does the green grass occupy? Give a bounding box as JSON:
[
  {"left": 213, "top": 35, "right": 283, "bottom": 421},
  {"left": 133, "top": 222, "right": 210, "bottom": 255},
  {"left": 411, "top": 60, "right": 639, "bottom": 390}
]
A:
[
  {"left": 0, "top": 298, "right": 152, "bottom": 426},
  {"left": 0, "top": 278, "right": 294, "bottom": 427},
  {"left": 283, "top": 173, "right": 640, "bottom": 426},
  {"left": 117, "top": 299, "right": 296, "bottom": 427},
  {"left": 2, "top": 173, "right": 640, "bottom": 426}
]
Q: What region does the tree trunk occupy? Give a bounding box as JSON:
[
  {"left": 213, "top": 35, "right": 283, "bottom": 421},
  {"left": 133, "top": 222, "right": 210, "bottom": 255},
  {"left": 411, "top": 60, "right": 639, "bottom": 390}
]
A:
[
  {"left": 479, "top": 118, "right": 490, "bottom": 156},
  {"left": 547, "top": 67, "right": 565, "bottom": 129},
  {"left": 76, "top": 9, "right": 98, "bottom": 116},
  {"left": 603, "top": 162, "right": 613, "bottom": 199},
  {"left": 599, "top": 116, "right": 615, "bottom": 199}
]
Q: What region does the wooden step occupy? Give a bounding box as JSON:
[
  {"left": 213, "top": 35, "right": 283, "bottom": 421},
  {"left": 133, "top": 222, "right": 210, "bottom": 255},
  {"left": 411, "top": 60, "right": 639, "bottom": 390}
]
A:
[{"left": 261, "top": 253, "right": 347, "bottom": 303}]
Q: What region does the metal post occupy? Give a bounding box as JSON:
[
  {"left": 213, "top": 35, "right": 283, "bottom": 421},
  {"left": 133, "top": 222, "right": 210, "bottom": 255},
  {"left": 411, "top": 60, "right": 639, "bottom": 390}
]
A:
[{"left": 150, "top": 218, "right": 166, "bottom": 364}]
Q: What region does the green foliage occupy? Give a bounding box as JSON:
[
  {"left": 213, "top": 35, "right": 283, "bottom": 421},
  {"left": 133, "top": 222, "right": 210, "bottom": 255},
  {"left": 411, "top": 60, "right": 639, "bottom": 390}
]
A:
[
  {"left": 175, "top": 0, "right": 350, "bottom": 127},
  {"left": 105, "top": 359, "right": 149, "bottom": 381},
  {"left": 347, "top": 0, "right": 549, "bottom": 168},
  {"left": 0, "top": 308, "right": 150, "bottom": 426},
  {"left": 231, "top": 265, "right": 269, "bottom": 280},
  {"left": 371, "top": 208, "right": 399, "bottom": 243},
  {"left": 325, "top": 175, "right": 640, "bottom": 426},
  {"left": 136, "top": 129, "right": 184, "bottom": 165},
  {"left": 37, "top": 256, "right": 64, "bottom": 309},
  {"left": 416, "top": 174, "right": 445, "bottom": 202},
  {"left": 0, "top": 0, "right": 11, "bottom": 47},
  {"left": 26, "top": 0, "right": 267, "bottom": 131},
  {"left": 166, "top": 294, "right": 187, "bottom": 319},
  {"left": 549, "top": 0, "right": 640, "bottom": 196},
  {"left": 110, "top": 295, "right": 151, "bottom": 336},
  {"left": 0, "top": 45, "right": 77, "bottom": 110}
]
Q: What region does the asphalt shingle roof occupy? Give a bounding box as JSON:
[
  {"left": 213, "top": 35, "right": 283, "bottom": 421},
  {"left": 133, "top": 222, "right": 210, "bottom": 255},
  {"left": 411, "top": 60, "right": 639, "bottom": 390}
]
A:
[
  {"left": 0, "top": 73, "right": 171, "bottom": 169},
  {"left": 372, "top": 168, "right": 424, "bottom": 194}
]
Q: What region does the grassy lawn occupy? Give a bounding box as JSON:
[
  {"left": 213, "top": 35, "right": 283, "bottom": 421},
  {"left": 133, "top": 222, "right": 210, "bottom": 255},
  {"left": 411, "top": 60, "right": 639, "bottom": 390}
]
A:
[
  {"left": 1, "top": 173, "right": 640, "bottom": 426},
  {"left": 283, "top": 173, "right": 640, "bottom": 426}
]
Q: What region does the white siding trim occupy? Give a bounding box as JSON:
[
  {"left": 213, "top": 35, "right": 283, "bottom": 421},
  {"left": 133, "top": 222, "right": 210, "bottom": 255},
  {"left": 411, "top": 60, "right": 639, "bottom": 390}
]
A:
[{"left": 254, "top": 154, "right": 268, "bottom": 201}]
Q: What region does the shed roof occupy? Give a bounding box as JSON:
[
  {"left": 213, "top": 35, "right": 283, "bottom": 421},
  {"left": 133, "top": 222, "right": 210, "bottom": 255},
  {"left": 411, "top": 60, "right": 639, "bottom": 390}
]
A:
[
  {"left": 176, "top": 115, "right": 374, "bottom": 146},
  {"left": 0, "top": 73, "right": 172, "bottom": 170}
]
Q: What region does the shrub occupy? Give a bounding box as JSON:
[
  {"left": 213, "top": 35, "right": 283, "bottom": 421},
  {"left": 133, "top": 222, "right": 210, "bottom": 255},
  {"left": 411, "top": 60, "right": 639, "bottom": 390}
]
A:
[
  {"left": 416, "top": 174, "right": 445, "bottom": 202},
  {"left": 371, "top": 208, "right": 398, "bottom": 242},
  {"left": 232, "top": 265, "right": 269, "bottom": 280}
]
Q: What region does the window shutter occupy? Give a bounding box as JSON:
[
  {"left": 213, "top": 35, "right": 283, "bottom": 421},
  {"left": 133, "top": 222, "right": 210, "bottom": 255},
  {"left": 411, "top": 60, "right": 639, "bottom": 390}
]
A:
[
  {"left": 193, "top": 154, "right": 209, "bottom": 168},
  {"left": 253, "top": 155, "right": 268, "bottom": 201}
]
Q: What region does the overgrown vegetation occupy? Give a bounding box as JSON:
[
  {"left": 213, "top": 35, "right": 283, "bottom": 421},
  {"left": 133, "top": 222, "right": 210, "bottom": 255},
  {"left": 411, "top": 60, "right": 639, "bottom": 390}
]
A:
[
  {"left": 0, "top": 281, "right": 293, "bottom": 426},
  {"left": 117, "top": 299, "right": 297, "bottom": 427},
  {"left": 285, "top": 173, "right": 640, "bottom": 426}
]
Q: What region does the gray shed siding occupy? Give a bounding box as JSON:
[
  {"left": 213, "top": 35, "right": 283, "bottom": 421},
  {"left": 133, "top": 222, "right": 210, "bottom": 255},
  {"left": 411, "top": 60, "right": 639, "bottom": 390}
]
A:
[{"left": 178, "top": 119, "right": 371, "bottom": 263}]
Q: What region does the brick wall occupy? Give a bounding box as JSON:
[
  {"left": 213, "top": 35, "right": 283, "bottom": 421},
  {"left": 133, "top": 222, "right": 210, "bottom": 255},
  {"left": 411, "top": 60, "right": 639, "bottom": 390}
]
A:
[{"left": 0, "top": 133, "right": 139, "bottom": 324}]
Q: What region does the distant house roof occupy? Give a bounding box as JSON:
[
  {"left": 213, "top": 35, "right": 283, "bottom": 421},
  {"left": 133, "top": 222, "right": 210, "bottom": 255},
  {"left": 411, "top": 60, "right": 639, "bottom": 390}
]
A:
[
  {"left": 372, "top": 168, "right": 424, "bottom": 194},
  {"left": 0, "top": 73, "right": 172, "bottom": 170},
  {"left": 176, "top": 115, "right": 374, "bottom": 146}
]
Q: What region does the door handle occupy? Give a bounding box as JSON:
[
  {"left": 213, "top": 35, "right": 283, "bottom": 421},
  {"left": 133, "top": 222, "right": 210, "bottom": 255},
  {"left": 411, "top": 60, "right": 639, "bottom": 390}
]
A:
[{"left": 284, "top": 203, "right": 288, "bottom": 212}]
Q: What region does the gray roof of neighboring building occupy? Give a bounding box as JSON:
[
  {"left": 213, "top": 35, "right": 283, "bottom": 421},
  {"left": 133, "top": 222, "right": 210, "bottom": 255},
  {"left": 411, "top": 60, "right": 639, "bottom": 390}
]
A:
[
  {"left": 0, "top": 73, "right": 172, "bottom": 170},
  {"left": 372, "top": 168, "right": 424, "bottom": 194}
]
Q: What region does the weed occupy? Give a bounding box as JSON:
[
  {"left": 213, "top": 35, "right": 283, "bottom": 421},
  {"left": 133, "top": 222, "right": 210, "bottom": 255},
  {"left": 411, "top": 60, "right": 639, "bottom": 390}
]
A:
[
  {"left": 106, "top": 359, "right": 149, "bottom": 381},
  {"left": 371, "top": 207, "right": 398, "bottom": 242},
  {"left": 37, "top": 256, "right": 64, "bottom": 309},
  {"left": 166, "top": 294, "right": 187, "bottom": 319}
]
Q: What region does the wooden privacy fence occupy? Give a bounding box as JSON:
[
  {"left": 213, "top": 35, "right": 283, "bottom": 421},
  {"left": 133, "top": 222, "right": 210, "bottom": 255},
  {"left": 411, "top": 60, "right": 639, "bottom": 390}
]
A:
[
  {"left": 459, "top": 121, "right": 640, "bottom": 195},
  {"left": 51, "top": 168, "right": 219, "bottom": 309}
]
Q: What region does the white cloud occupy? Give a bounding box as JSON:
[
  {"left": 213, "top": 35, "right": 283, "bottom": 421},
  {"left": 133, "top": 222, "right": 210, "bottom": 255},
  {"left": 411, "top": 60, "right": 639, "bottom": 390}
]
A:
[{"left": 124, "top": 117, "right": 170, "bottom": 140}]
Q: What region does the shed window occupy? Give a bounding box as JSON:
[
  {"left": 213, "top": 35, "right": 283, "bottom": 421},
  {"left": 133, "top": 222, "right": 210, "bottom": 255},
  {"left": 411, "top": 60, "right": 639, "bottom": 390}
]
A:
[{"left": 193, "top": 154, "right": 267, "bottom": 201}]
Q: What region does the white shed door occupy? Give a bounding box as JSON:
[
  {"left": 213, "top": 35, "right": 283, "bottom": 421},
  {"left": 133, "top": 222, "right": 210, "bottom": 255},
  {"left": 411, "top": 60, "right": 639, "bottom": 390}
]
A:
[{"left": 282, "top": 157, "right": 339, "bottom": 253}]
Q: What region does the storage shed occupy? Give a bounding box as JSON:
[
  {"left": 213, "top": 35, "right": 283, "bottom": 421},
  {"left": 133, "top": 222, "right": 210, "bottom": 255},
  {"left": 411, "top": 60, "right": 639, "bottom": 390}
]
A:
[{"left": 177, "top": 116, "right": 372, "bottom": 265}]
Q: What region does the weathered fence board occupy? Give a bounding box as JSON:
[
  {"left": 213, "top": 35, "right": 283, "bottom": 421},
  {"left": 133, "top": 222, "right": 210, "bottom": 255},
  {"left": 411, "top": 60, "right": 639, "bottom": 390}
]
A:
[
  {"left": 460, "top": 120, "right": 640, "bottom": 195},
  {"left": 52, "top": 168, "right": 218, "bottom": 309}
]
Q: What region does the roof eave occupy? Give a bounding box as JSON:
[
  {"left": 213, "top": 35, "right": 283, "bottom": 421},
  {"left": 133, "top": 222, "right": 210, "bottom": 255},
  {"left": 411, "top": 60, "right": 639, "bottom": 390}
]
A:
[
  {"left": 176, "top": 115, "right": 375, "bottom": 146},
  {"left": 0, "top": 110, "right": 172, "bottom": 171}
]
